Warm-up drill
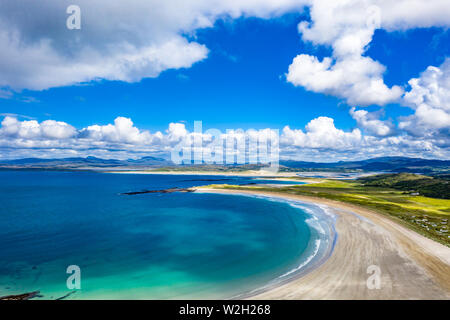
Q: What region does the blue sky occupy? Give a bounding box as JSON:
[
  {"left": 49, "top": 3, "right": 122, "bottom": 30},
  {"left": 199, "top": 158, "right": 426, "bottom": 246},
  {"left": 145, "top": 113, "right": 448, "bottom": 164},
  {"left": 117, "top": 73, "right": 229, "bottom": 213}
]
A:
[
  {"left": 5, "top": 16, "right": 449, "bottom": 131},
  {"left": 2, "top": 14, "right": 337, "bottom": 130},
  {"left": 0, "top": 1, "right": 449, "bottom": 161}
]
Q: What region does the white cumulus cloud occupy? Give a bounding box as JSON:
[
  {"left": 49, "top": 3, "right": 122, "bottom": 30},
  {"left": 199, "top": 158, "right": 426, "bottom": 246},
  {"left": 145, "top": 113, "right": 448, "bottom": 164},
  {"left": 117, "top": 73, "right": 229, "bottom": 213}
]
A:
[
  {"left": 350, "top": 107, "right": 394, "bottom": 137},
  {"left": 0, "top": 0, "right": 306, "bottom": 91},
  {"left": 400, "top": 58, "right": 450, "bottom": 136},
  {"left": 287, "top": 54, "right": 403, "bottom": 106},
  {"left": 286, "top": 0, "right": 450, "bottom": 106},
  {"left": 0, "top": 116, "right": 77, "bottom": 140},
  {"left": 281, "top": 116, "right": 362, "bottom": 150},
  {"left": 0, "top": 115, "right": 448, "bottom": 161}
]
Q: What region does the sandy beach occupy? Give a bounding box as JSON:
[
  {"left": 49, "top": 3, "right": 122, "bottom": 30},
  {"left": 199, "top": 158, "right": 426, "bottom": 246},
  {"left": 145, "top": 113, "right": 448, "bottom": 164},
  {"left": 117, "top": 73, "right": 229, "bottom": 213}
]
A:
[{"left": 197, "top": 188, "right": 450, "bottom": 299}]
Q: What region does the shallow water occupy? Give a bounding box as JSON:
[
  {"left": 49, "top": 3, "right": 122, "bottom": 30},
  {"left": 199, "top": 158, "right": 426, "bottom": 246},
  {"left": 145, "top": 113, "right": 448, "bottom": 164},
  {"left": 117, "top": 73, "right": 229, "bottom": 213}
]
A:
[{"left": 0, "top": 171, "right": 330, "bottom": 299}]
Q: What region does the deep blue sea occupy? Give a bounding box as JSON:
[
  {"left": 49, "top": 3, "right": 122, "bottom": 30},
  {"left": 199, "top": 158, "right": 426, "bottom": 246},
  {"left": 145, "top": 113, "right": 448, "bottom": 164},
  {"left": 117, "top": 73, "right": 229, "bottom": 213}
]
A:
[{"left": 0, "top": 171, "right": 333, "bottom": 299}]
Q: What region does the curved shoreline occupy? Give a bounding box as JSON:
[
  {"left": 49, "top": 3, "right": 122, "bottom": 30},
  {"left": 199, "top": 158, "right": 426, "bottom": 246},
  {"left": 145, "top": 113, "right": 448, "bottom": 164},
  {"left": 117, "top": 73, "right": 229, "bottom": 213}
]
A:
[
  {"left": 196, "top": 187, "right": 450, "bottom": 300},
  {"left": 227, "top": 194, "right": 338, "bottom": 299}
]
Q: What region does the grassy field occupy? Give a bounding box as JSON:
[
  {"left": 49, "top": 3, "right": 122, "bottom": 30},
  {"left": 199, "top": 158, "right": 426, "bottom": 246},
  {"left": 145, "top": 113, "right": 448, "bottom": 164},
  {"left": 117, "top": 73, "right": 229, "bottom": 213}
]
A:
[
  {"left": 358, "top": 173, "right": 450, "bottom": 199},
  {"left": 206, "top": 177, "right": 450, "bottom": 246}
]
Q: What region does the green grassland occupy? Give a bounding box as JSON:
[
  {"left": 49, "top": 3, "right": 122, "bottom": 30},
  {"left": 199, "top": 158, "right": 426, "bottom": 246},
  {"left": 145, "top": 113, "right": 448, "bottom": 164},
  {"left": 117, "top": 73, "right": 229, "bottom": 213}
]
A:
[
  {"left": 206, "top": 174, "right": 450, "bottom": 246},
  {"left": 359, "top": 173, "right": 450, "bottom": 199}
]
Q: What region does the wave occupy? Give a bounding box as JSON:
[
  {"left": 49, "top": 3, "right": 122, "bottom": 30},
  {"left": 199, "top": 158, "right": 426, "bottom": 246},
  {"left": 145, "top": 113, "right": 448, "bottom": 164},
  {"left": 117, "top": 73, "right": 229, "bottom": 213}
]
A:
[
  {"left": 279, "top": 238, "right": 321, "bottom": 278},
  {"left": 222, "top": 192, "right": 338, "bottom": 298}
]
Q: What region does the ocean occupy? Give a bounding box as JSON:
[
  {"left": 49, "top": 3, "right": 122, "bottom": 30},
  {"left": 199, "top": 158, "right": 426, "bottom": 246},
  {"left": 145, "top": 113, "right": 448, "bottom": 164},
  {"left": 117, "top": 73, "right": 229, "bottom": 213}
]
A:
[{"left": 0, "top": 170, "right": 334, "bottom": 299}]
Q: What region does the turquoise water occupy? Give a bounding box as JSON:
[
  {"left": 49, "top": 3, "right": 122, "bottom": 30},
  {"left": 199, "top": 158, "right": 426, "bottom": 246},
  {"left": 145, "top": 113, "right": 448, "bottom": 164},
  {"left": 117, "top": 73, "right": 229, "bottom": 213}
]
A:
[{"left": 0, "top": 171, "right": 331, "bottom": 299}]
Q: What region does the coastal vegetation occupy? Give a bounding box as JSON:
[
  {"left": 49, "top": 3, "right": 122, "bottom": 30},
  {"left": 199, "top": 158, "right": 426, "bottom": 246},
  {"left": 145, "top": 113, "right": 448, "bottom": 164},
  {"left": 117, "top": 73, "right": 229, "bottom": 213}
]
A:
[
  {"left": 358, "top": 173, "right": 450, "bottom": 199},
  {"left": 204, "top": 173, "right": 450, "bottom": 246},
  {"left": 1, "top": 156, "right": 448, "bottom": 175}
]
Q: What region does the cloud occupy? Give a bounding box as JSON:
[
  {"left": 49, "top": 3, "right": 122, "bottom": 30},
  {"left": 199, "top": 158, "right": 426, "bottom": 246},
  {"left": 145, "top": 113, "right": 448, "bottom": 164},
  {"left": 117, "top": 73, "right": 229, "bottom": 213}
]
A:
[
  {"left": 287, "top": 54, "right": 403, "bottom": 106},
  {"left": 0, "top": 29, "right": 208, "bottom": 91},
  {"left": 80, "top": 117, "right": 158, "bottom": 144},
  {"left": 0, "top": 88, "right": 13, "bottom": 99},
  {"left": 0, "top": 116, "right": 77, "bottom": 139},
  {"left": 0, "top": 115, "right": 448, "bottom": 161},
  {"left": 350, "top": 107, "right": 394, "bottom": 137},
  {"left": 281, "top": 117, "right": 362, "bottom": 150},
  {"left": 2, "top": 0, "right": 448, "bottom": 118},
  {"left": 167, "top": 122, "right": 188, "bottom": 142},
  {"left": 400, "top": 58, "right": 450, "bottom": 136},
  {"left": 0, "top": 0, "right": 305, "bottom": 91},
  {"left": 281, "top": 116, "right": 448, "bottom": 161},
  {"left": 0, "top": 116, "right": 168, "bottom": 157},
  {"left": 40, "top": 120, "right": 78, "bottom": 139},
  {"left": 286, "top": 0, "right": 450, "bottom": 106},
  {"left": 0, "top": 1, "right": 449, "bottom": 161}
]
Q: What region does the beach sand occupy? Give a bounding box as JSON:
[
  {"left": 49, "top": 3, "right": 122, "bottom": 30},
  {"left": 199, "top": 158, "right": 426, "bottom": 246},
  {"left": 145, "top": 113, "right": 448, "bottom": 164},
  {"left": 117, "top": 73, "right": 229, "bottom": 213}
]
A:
[{"left": 197, "top": 188, "right": 450, "bottom": 300}]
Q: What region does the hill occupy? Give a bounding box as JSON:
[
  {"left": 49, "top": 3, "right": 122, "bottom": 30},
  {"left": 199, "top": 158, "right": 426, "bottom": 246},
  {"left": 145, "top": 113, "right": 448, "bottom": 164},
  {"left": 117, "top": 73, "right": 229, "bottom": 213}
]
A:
[
  {"left": 0, "top": 156, "right": 170, "bottom": 169},
  {"left": 0, "top": 156, "right": 448, "bottom": 174},
  {"left": 358, "top": 173, "right": 450, "bottom": 199},
  {"left": 280, "top": 157, "right": 450, "bottom": 174}
]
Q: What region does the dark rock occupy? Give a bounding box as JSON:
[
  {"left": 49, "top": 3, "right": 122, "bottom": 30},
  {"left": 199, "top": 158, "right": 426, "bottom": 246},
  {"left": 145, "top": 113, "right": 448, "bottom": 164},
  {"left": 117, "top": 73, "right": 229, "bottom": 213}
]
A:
[
  {"left": 0, "top": 291, "right": 42, "bottom": 300},
  {"left": 121, "top": 187, "right": 195, "bottom": 195}
]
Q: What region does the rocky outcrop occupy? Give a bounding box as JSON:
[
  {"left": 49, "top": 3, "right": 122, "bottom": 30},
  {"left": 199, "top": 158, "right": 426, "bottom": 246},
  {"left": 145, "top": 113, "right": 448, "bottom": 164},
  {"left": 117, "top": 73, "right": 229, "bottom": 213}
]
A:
[
  {"left": 0, "top": 291, "right": 41, "bottom": 300},
  {"left": 121, "top": 187, "right": 195, "bottom": 195}
]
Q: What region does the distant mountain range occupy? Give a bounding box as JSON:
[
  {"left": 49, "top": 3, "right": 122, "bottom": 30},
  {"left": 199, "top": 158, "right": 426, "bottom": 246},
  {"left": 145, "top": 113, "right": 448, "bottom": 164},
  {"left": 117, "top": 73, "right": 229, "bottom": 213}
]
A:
[
  {"left": 0, "top": 156, "right": 171, "bottom": 169},
  {"left": 279, "top": 157, "right": 450, "bottom": 173},
  {"left": 0, "top": 156, "right": 448, "bottom": 174}
]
